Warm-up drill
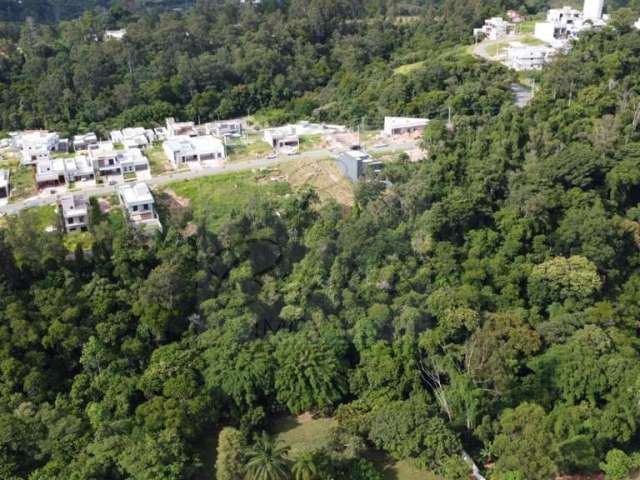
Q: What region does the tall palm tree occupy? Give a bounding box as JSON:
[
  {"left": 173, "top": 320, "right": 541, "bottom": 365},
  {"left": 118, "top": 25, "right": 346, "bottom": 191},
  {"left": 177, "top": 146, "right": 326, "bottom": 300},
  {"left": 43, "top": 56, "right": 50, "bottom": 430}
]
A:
[
  {"left": 291, "top": 451, "right": 319, "bottom": 480},
  {"left": 245, "top": 432, "right": 290, "bottom": 480}
]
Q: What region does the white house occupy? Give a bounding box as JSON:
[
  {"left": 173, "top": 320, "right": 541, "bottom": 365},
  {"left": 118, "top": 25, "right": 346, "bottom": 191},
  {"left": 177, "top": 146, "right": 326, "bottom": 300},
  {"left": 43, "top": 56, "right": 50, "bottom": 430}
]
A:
[
  {"left": 73, "top": 132, "right": 99, "bottom": 151},
  {"left": 89, "top": 142, "right": 149, "bottom": 177},
  {"left": 118, "top": 183, "right": 162, "bottom": 231},
  {"left": 122, "top": 128, "right": 149, "bottom": 149},
  {"left": 206, "top": 120, "right": 243, "bottom": 138},
  {"left": 473, "top": 17, "right": 514, "bottom": 40},
  {"left": 121, "top": 148, "right": 150, "bottom": 174},
  {"left": 383, "top": 117, "right": 430, "bottom": 137},
  {"left": 263, "top": 126, "right": 299, "bottom": 153},
  {"left": 154, "top": 127, "right": 168, "bottom": 141},
  {"left": 0, "top": 169, "right": 10, "bottom": 199},
  {"left": 166, "top": 118, "right": 198, "bottom": 137},
  {"left": 58, "top": 194, "right": 89, "bottom": 233},
  {"left": 163, "top": 135, "right": 226, "bottom": 166},
  {"left": 104, "top": 29, "right": 126, "bottom": 41},
  {"left": 19, "top": 131, "right": 66, "bottom": 166},
  {"left": 35, "top": 155, "right": 95, "bottom": 189},
  {"left": 505, "top": 43, "right": 556, "bottom": 70}
]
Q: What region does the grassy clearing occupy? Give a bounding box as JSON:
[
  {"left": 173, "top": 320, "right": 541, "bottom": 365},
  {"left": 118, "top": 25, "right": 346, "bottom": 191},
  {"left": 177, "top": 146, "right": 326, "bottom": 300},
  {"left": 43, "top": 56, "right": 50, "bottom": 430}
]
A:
[
  {"left": 485, "top": 41, "right": 509, "bottom": 57},
  {"left": 271, "top": 415, "right": 438, "bottom": 480},
  {"left": 298, "top": 134, "right": 323, "bottom": 152},
  {"left": 280, "top": 157, "right": 354, "bottom": 206},
  {"left": 394, "top": 60, "right": 426, "bottom": 75},
  {"left": 0, "top": 151, "right": 36, "bottom": 201},
  {"left": 144, "top": 144, "right": 171, "bottom": 175},
  {"left": 163, "top": 169, "right": 290, "bottom": 231},
  {"left": 518, "top": 19, "right": 537, "bottom": 34},
  {"left": 29, "top": 204, "right": 58, "bottom": 231},
  {"left": 226, "top": 135, "right": 273, "bottom": 162},
  {"left": 271, "top": 414, "right": 336, "bottom": 458},
  {"left": 520, "top": 34, "right": 544, "bottom": 46}
]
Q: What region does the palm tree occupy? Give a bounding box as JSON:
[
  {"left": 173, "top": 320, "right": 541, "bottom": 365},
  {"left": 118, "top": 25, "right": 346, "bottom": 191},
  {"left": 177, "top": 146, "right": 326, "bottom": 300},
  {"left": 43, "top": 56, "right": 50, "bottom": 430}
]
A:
[
  {"left": 291, "top": 451, "right": 319, "bottom": 480},
  {"left": 245, "top": 432, "right": 290, "bottom": 480}
]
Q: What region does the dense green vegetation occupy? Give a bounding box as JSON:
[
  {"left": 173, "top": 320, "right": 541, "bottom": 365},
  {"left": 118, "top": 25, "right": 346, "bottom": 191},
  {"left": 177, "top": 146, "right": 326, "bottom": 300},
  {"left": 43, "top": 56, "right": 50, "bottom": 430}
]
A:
[{"left": 5, "top": 1, "right": 640, "bottom": 480}]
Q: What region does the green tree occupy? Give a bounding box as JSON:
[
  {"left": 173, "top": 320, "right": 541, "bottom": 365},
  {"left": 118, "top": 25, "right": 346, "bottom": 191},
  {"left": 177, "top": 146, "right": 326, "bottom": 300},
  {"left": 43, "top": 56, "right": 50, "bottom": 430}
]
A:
[
  {"left": 216, "top": 427, "right": 246, "bottom": 480},
  {"left": 245, "top": 432, "right": 290, "bottom": 480}
]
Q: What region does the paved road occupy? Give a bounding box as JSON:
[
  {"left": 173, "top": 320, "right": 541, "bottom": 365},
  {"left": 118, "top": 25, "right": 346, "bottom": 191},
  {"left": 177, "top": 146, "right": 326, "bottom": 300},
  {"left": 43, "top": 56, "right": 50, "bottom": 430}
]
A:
[{"left": 0, "top": 142, "right": 417, "bottom": 215}]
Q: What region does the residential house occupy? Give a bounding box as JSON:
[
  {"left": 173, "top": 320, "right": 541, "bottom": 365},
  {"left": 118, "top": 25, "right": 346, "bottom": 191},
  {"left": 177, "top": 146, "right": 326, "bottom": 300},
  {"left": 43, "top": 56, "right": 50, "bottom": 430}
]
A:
[
  {"left": 118, "top": 183, "right": 162, "bottom": 231},
  {"left": 335, "top": 150, "right": 383, "bottom": 182},
  {"left": 507, "top": 10, "right": 525, "bottom": 23},
  {"left": 206, "top": 120, "right": 243, "bottom": 138},
  {"left": 89, "top": 142, "right": 149, "bottom": 177},
  {"left": 166, "top": 118, "right": 198, "bottom": 137},
  {"left": 473, "top": 17, "right": 514, "bottom": 40},
  {"left": 163, "top": 135, "right": 225, "bottom": 167},
  {"left": 122, "top": 128, "right": 150, "bottom": 149},
  {"left": 120, "top": 148, "right": 150, "bottom": 174},
  {"left": 90, "top": 142, "right": 122, "bottom": 177},
  {"left": 583, "top": 0, "right": 604, "bottom": 19},
  {"left": 19, "top": 131, "right": 67, "bottom": 165},
  {"left": 154, "top": 127, "right": 168, "bottom": 141},
  {"left": 35, "top": 158, "right": 66, "bottom": 189},
  {"left": 505, "top": 42, "right": 556, "bottom": 70},
  {"left": 58, "top": 194, "right": 89, "bottom": 232},
  {"left": 383, "top": 117, "right": 430, "bottom": 137},
  {"left": 263, "top": 126, "right": 299, "bottom": 153},
  {"left": 0, "top": 169, "right": 9, "bottom": 199},
  {"left": 35, "top": 155, "right": 95, "bottom": 189},
  {"left": 73, "top": 132, "right": 99, "bottom": 151}
]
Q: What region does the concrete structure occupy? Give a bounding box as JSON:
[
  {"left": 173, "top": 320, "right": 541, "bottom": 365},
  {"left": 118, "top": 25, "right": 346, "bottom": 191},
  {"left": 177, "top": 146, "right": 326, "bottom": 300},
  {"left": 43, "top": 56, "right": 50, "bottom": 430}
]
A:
[
  {"left": 89, "top": 142, "right": 149, "bottom": 177},
  {"left": 473, "top": 17, "right": 514, "bottom": 40},
  {"left": 163, "top": 135, "right": 226, "bottom": 166},
  {"left": 383, "top": 117, "right": 430, "bottom": 137},
  {"left": 59, "top": 194, "right": 89, "bottom": 232},
  {"left": 35, "top": 155, "right": 95, "bottom": 189},
  {"left": 166, "top": 118, "right": 198, "bottom": 137},
  {"left": 583, "top": 0, "right": 604, "bottom": 19},
  {"left": 206, "top": 120, "right": 243, "bottom": 138},
  {"left": 335, "top": 150, "right": 383, "bottom": 182},
  {"left": 19, "top": 131, "right": 67, "bottom": 166},
  {"left": 120, "top": 148, "right": 150, "bottom": 174},
  {"left": 104, "top": 29, "right": 126, "bottom": 41},
  {"left": 110, "top": 128, "right": 150, "bottom": 149},
  {"left": 73, "top": 132, "right": 99, "bottom": 151},
  {"left": 263, "top": 126, "right": 299, "bottom": 153},
  {"left": 505, "top": 42, "right": 556, "bottom": 71},
  {"left": 0, "top": 169, "right": 9, "bottom": 199},
  {"left": 154, "top": 127, "right": 168, "bottom": 141},
  {"left": 118, "top": 182, "right": 162, "bottom": 231}
]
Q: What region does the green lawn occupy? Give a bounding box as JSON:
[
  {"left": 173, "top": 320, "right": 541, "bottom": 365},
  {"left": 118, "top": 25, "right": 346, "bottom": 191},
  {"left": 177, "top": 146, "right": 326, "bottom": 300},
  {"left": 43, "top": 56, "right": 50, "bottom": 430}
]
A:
[
  {"left": 520, "top": 34, "right": 544, "bottom": 46},
  {"left": 163, "top": 169, "right": 290, "bottom": 231}
]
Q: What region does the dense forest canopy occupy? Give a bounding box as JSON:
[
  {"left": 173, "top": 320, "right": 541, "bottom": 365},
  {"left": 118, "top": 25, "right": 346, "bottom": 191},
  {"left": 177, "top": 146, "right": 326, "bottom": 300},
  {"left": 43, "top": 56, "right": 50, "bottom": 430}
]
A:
[{"left": 4, "top": 0, "right": 640, "bottom": 479}]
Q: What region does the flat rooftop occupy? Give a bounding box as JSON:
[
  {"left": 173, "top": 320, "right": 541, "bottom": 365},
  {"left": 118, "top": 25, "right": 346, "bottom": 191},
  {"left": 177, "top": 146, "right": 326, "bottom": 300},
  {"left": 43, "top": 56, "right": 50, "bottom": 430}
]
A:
[{"left": 119, "top": 182, "right": 154, "bottom": 205}]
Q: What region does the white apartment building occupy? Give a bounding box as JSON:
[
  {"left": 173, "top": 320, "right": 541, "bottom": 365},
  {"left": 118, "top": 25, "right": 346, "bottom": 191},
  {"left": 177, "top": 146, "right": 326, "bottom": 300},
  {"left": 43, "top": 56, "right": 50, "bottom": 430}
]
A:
[
  {"left": 73, "top": 132, "right": 99, "bottom": 151},
  {"left": 163, "top": 135, "right": 226, "bottom": 166},
  {"left": 118, "top": 183, "right": 162, "bottom": 231},
  {"left": 59, "top": 194, "right": 89, "bottom": 233}
]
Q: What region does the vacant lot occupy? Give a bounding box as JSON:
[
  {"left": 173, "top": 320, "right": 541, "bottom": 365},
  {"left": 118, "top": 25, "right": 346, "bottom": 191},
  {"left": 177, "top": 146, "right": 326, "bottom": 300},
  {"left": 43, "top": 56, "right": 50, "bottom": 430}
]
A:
[
  {"left": 280, "top": 157, "right": 354, "bottom": 206},
  {"left": 145, "top": 144, "right": 172, "bottom": 175},
  {"left": 163, "top": 169, "right": 290, "bottom": 231},
  {"left": 0, "top": 151, "right": 36, "bottom": 201}
]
